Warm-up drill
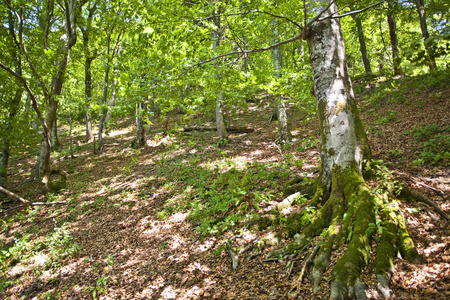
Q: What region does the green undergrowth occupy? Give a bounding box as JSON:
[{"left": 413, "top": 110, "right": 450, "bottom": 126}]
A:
[
  {"left": 0, "top": 213, "right": 79, "bottom": 292},
  {"left": 404, "top": 124, "right": 450, "bottom": 166},
  {"left": 155, "top": 152, "right": 294, "bottom": 236}
]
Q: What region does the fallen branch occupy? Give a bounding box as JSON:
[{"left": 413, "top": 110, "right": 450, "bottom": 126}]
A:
[
  {"left": 0, "top": 186, "right": 68, "bottom": 214},
  {"left": 183, "top": 127, "right": 254, "bottom": 134},
  {"left": 0, "top": 186, "right": 31, "bottom": 207}
]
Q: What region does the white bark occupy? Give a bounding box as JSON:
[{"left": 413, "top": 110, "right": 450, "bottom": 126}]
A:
[{"left": 306, "top": 0, "right": 370, "bottom": 189}]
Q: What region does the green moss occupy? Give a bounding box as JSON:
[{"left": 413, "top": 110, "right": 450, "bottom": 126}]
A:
[{"left": 375, "top": 221, "right": 397, "bottom": 275}]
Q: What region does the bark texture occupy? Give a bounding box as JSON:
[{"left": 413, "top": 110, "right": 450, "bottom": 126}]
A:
[
  {"left": 414, "top": 0, "right": 437, "bottom": 70},
  {"left": 271, "top": 19, "right": 292, "bottom": 144},
  {"left": 387, "top": 0, "right": 403, "bottom": 75},
  {"left": 265, "top": 2, "right": 418, "bottom": 299},
  {"left": 352, "top": 13, "right": 373, "bottom": 76},
  {"left": 213, "top": 11, "right": 228, "bottom": 143}
]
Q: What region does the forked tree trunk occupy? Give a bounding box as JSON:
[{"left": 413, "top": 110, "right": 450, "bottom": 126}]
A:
[
  {"left": 387, "top": 0, "right": 403, "bottom": 75},
  {"left": 352, "top": 13, "right": 373, "bottom": 76},
  {"left": 414, "top": 0, "right": 437, "bottom": 70},
  {"left": 213, "top": 11, "right": 228, "bottom": 143}
]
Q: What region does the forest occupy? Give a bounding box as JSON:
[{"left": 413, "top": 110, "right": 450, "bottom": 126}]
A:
[{"left": 0, "top": 0, "right": 449, "bottom": 299}]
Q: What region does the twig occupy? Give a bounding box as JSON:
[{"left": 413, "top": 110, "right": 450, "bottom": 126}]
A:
[
  {"left": 293, "top": 244, "right": 320, "bottom": 291},
  {"left": 226, "top": 242, "right": 239, "bottom": 270}
]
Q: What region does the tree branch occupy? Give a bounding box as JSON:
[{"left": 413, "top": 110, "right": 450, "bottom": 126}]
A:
[{"left": 318, "top": 1, "right": 385, "bottom": 21}]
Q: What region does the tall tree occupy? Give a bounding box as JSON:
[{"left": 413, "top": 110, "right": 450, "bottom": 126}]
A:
[
  {"left": 212, "top": 8, "right": 228, "bottom": 144},
  {"left": 352, "top": 13, "right": 373, "bottom": 76},
  {"left": 271, "top": 18, "right": 292, "bottom": 144},
  {"left": 0, "top": 0, "right": 84, "bottom": 193},
  {"left": 387, "top": 0, "right": 404, "bottom": 75},
  {"left": 79, "top": 0, "right": 99, "bottom": 142},
  {"left": 0, "top": 12, "right": 22, "bottom": 193},
  {"left": 414, "top": 0, "right": 437, "bottom": 70}
]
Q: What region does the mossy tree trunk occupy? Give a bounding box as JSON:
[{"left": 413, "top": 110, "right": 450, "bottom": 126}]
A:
[{"left": 267, "top": 1, "right": 420, "bottom": 298}]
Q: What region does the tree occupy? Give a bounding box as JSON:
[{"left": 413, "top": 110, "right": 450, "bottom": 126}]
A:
[
  {"left": 79, "top": 0, "right": 99, "bottom": 142},
  {"left": 271, "top": 18, "right": 292, "bottom": 144},
  {"left": 212, "top": 8, "right": 229, "bottom": 144},
  {"left": 351, "top": 13, "right": 373, "bottom": 76},
  {"left": 0, "top": 0, "right": 84, "bottom": 194},
  {"left": 386, "top": 0, "right": 404, "bottom": 75},
  {"left": 0, "top": 11, "right": 23, "bottom": 194},
  {"left": 260, "top": 1, "right": 420, "bottom": 298},
  {"left": 414, "top": 0, "right": 437, "bottom": 70}
]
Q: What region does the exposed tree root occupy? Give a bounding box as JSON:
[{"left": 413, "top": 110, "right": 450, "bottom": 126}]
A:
[
  {"left": 398, "top": 185, "right": 450, "bottom": 222},
  {"left": 266, "top": 163, "right": 422, "bottom": 299}
]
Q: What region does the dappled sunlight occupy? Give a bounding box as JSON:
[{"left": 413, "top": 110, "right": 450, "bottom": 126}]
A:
[{"left": 194, "top": 237, "right": 216, "bottom": 253}]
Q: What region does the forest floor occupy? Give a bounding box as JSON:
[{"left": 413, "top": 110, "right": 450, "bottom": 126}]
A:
[{"left": 1, "top": 71, "right": 449, "bottom": 299}]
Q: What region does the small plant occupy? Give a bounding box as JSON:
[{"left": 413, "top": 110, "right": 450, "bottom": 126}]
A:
[{"left": 84, "top": 276, "right": 110, "bottom": 300}]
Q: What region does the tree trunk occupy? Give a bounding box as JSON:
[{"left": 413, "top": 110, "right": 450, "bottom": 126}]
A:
[
  {"left": 352, "top": 13, "right": 373, "bottom": 76},
  {"left": 135, "top": 97, "right": 148, "bottom": 147},
  {"left": 84, "top": 57, "right": 94, "bottom": 142},
  {"left": 415, "top": 0, "right": 437, "bottom": 70},
  {"left": 266, "top": 2, "right": 419, "bottom": 298},
  {"left": 213, "top": 11, "right": 228, "bottom": 143},
  {"left": 105, "top": 72, "right": 118, "bottom": 123},
  {"left": 0, "top": 89, "right": 22, "bottom": 192},
  {"left": 387, "top": 0, "right": 403, "bottom": 75},
  {"left": 271, "top": 18, "right": 292, "bottom": 144},
  {"left": 0, "top": 18, "right": 22, "bottom": 193},
  {"left": 51, "top": 118, "right": 60, "bottom": 150},
  {"left": 97, "top": 60, "right": 110, "bottom": 153}
]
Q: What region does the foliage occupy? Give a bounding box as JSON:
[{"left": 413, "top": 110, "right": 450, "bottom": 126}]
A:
[
  {"left": 0, "top": 223, "right": 79, "bottom": 292},
  {"left": 406, "top": 124, "right": 450, "bottom": 165}
]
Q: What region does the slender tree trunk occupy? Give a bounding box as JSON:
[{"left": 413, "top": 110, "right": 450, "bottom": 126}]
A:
[
  {"left": 387, "top": 0, "right": 403, "bottom": 75},
  {"left": 135, "top": 97, "right": 148, "bottom": 147},
  {"left": 105, "top": 72, "right": 118, "bottom": 123},
  {"left": 84, "top": 57, "right": 94, "bottom": 142},
  {"left": 69, "top": 111, "right": 74, "bottom": 158},
  {"left": 1, "top": 16, "right": 22, "bottom": 193},
  {"left": 51, "top": 118, "right": 60, "bottom": 150},
  {"left": 97, "top": 60, "right": 111, "bottom": 153},
  {"left": 352, "top": 13, "right": 373, "bottom": 76},
  {"left": 271, "top": 19, "right": 292, "bottom": 144},
  {"left": 415, "top": 0, "right": 437, "bottom": 70},
  {"left": 212, "top": 11, "right": 228, "bottom": 143},
  {"left": 0, "top": 89, "right": 22, "bottom": 192}
]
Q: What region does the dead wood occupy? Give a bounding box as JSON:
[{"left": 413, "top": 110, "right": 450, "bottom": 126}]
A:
[
  {"left": 398, "top": 185, "right": 450, "bottom": 222},
  {"left": 226, "top": 242, "right": 239, "bottom": 270},
  {"left": 0, "top": 186, "right": 68, "bottom": 214},
  {"left": 183, "top": 127, "right": 254, "bottom": 134}
]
